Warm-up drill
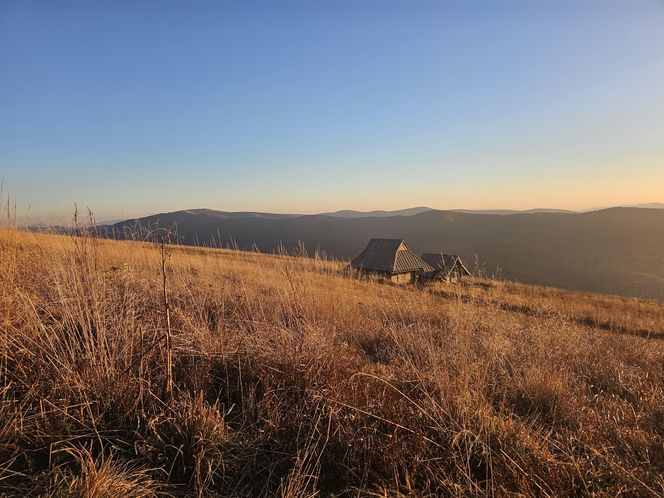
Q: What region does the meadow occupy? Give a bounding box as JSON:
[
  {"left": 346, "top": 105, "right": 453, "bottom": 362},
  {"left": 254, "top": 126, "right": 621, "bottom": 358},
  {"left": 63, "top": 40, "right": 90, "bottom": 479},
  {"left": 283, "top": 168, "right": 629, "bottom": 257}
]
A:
[{"left": 1, "top": 228, "right": 663, "bottom": 496}]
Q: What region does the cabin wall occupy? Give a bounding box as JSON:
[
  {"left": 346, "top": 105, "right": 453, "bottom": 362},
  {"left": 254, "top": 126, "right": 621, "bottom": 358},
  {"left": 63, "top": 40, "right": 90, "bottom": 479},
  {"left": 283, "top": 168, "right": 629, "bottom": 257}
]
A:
[
  {"left": 443, "top": 271, "right": 459, "bottom": 283},
  {"left": 357, "top": 269, "right": 419, "bottom": 285},
  {"left": 391, "top": 272, "right": 415, "bottom": 284}
]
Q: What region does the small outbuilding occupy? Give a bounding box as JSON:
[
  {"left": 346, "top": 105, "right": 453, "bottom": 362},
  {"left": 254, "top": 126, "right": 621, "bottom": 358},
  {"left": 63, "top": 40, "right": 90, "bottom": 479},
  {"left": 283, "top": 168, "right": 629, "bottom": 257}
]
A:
[
  {"left": 421, "top": 253, "right": 472, "bottom": 283},
  {"left": 350, "top": 238, "right": 435, "bottom": 284}
]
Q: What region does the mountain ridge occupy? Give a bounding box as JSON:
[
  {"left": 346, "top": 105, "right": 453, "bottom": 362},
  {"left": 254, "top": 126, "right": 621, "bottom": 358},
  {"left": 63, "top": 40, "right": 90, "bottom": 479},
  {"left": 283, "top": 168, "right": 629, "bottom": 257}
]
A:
[{"left": 103, "top": 206, "right": 664, "bottom": 301}]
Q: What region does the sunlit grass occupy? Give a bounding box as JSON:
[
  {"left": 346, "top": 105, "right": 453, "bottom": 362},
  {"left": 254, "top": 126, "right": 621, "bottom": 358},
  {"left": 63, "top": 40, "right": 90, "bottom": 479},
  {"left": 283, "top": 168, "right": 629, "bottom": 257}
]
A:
[{"left": 1, "top": 228, "right": 663, "bottom": 496}]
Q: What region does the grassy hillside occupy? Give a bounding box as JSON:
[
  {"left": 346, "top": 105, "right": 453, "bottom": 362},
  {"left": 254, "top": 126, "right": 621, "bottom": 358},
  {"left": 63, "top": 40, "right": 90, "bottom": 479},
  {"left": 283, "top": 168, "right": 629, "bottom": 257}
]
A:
[
  {"left": 107, "top": 207, "right": 664, "bottom": 301},
  {"left": 1, "top": 229, "right": 664, "bottom": 496}
]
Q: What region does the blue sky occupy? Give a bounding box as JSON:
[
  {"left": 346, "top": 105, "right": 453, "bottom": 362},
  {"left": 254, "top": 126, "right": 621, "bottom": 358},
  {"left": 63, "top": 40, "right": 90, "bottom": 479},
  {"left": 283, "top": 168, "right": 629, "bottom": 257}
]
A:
[{"left": 1, "top": 0, "right": 663, "bottom": 221}]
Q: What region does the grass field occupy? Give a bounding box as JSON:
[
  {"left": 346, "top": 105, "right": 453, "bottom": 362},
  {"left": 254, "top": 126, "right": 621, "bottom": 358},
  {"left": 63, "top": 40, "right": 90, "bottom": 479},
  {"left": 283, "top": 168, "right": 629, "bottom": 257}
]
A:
[{"left": 1, "top": 228, "right": 663, "bottom": 496}]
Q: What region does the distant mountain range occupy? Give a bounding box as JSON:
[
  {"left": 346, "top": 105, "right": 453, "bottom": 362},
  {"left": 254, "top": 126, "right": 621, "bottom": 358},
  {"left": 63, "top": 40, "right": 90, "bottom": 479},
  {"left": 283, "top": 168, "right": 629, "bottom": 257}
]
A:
[
  {"left": 96, "top": 203, "right": 664, "bottom": 224},
  {"left": 100, "top": 205, "right": 664, "bottom": 301},
  {"left": 620, "top": 202, "right": 664, "bottom": 210},
  {"left": 322, "top": 207, "right": 578, "bottom": 217},
  {"left": 319, "top": 204, "right": 664, "bottom": 217},
  {"left": 445, "top": 208, "right": 576, "bottom": 215},
  {"left": 322, "top": 207, "right": 434, "bottom": 218}
]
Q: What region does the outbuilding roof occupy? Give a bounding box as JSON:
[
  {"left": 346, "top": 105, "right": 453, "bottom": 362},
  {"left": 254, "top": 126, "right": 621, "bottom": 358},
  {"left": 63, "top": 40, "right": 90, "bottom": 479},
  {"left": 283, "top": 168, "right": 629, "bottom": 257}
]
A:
[
  {"left": 351, "top": 239, "right": 435, "bottom": 274},
  {"left": 421, "top": 253, "right": 472, "bottom": 278}
]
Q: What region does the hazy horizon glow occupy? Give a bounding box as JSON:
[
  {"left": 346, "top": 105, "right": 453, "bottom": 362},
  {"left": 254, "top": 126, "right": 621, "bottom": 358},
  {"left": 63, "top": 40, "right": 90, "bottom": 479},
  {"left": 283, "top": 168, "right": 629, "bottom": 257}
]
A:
[{"left": 2, "top": 0, "right": 663, "bottom": 221}]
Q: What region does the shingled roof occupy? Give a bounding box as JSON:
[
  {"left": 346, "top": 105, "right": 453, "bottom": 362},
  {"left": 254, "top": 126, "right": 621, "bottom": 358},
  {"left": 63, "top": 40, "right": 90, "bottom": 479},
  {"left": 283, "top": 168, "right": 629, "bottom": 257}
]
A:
[
  {"left": 351, "top": 239, "right": 435, "bottom": 274},
  {"left": 421, "top": 253, "right": 471, "bottom": 278}
]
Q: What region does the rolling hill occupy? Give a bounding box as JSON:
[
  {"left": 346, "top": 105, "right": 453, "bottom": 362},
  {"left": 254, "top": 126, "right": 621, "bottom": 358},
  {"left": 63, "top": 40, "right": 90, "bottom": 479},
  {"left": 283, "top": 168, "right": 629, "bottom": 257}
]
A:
[
  {"left": 104, "top": 207, "right": 664, "bottom": 301},
  {"left": 322, "top": 206, "right": 434, "bottom": 217},
  {"left": 2, "top": 229, "right": 663, "bottom": 496}
]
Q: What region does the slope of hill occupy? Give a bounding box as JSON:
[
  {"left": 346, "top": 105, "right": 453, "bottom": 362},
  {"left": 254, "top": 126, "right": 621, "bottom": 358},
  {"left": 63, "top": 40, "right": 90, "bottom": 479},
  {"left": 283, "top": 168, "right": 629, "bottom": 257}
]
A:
[
  {"left": 322, "top": 206, "right": 433, "bottom": 217},
  {"left": 106, "top": 207, "right": 664, "bottom": 301},
  {"left": 324, "top": 207, "right": 579, "bottom": 217},
  {"left": 631, "top": 202, "right": 664, "bottom": 209},
  {"left": 451, "top": 208, "right": 575, "bottom": 215},
  {"left": 137, "top": 208, "right": 299, "bottom": 221},
  {"left": 1, "top": 229, "right": 663, "bottom": 496}
]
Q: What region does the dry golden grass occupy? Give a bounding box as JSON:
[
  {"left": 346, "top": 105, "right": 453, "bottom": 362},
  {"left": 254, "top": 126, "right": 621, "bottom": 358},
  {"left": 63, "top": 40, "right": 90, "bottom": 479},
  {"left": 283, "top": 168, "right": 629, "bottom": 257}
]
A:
[{"left": 1, "top": 228, "right": 663, "bottom": 496}]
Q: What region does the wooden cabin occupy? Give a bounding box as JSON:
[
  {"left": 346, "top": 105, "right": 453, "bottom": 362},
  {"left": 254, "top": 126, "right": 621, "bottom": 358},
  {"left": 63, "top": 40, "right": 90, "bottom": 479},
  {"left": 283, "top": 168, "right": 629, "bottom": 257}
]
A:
[
  {"left": 350, "top": 239, "right": 435, "bottom": 284},
  {"left": 421, "top": 253, "right": 471, "bottom": 283}
]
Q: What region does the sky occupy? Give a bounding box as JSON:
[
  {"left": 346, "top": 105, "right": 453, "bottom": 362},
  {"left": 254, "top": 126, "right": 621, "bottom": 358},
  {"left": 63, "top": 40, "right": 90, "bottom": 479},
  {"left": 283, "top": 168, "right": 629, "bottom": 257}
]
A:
[{"left": 1, "top": 0, "right": 663, "bottom": 222}]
